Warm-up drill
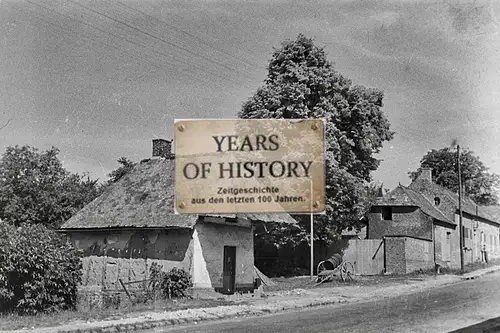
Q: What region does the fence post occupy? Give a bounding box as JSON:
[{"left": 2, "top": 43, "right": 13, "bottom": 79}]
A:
[{"left": 119, "top": 279, "right": 133, "bottom": 302}]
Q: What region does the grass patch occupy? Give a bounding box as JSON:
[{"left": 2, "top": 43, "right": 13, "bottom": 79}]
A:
[
  {"left": 264, "top": 261, "right": 500, "bottom": 293},
  {"left": 264, "top": 274, "right": 416, "bottom": 293},
  {"left": 441, "top": 259, "right": 500, "bottom": 275},
  {"left": 0, "top": 298, "right": 236, "bottom": 331}
]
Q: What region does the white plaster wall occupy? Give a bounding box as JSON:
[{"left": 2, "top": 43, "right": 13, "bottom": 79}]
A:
[
  {"left": 195, "top": 220, "right": 254, "bottom": 289},
  {"left": 434, "top": 224, "right": 460, "bottom": 269},
  {"left": 191, "top": 229, "right": 212, "bottom": 288}
]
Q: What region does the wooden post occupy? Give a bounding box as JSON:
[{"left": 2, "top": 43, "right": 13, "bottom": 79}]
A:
[
  {"left": 119, "top": 279, "right": 133, "bottom": 302},
  {"left": 310, "top": 179, "right": 314, "bottom": 281}
]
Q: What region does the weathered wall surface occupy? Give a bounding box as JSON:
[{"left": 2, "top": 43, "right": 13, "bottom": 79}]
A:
[
  {"left": 385, "top": 237, "right": 434, "bottom": 274},
  {"left": 434, "top": 215, "right": 500, "bottom": 270},
  {"left": 68, "top": 220, "right": 257, "bottom": 292},
  {"left": 385, "top": 237, "right": 406, "bottom": 274},
  {"left": 195, "top": 219, "right": 254, "bottom": 291},
  {"left": 67, "top": 229, "right": 194, "bottom": 290},
  {"left": 458, "top": 214, "right": 500, "bottom": 264},
  {"left": 404, "top": 237, "right": 434, "bottom": 273},
  {"left": 434, "top": 223, "right": 459, "bottom": 269},
  {"left": 367, "top": 207, "right": 433, "bottom": 240}
]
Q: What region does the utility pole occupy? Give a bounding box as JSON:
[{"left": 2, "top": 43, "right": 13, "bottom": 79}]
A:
[{"left": 457, "top": 145, "right": 465, "bottom": 272}]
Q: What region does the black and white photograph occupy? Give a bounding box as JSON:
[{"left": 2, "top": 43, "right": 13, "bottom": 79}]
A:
[{"left": 1, "top": 0, "right": 500, "bottom": 332}]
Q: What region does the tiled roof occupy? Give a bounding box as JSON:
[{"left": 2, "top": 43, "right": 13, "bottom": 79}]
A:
[
  {"left": 61, "top": 158, "right": 296, "bottom": 230},
  {"left": 408, "top": 177, "right": 498, "bottom": 224},
  {"left": 375, "top": 185, "right": 455, "bottom": 224},
  {"left": 371, "top": 173, "right": 500, "bottom": 226},
  {"left": 479, "top": 206, "right": 500, "bottom": 224}
]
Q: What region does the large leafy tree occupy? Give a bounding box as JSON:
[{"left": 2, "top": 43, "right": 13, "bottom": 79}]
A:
[
  {"left": 239, "top": 34, "right": 394, "bottom": 245},
  {"left": 409, "top": 147, "right": 500, "bottom": 205},
  {"left": 0, "top": 145, "right": 102, "bottom": 228}
]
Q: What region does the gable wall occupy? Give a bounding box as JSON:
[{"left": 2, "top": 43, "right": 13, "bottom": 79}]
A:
[
  {"left": 409, "top": 181, "right": 457, "bottom": 222},
  {"left": 367, "top": 206, "right": 433, "bottom": 240}
]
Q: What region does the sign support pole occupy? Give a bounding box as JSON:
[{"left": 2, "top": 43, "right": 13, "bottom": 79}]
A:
[
  {"left": 310, "top": 180, "right": 314, "bottom": 281},
  {"left": 457, "top": 145, "right": 464, "bottom": 272}
]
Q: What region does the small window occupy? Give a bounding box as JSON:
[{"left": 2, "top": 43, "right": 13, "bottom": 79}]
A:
[
  {"left": 381, "top": 206, "right": 392, "bottom": 220},
  {"left": 446, "top": 232, "right": 451, "bottom": 240},
  {"left": 434, "top": 197, "right": 441, "bottom": 206}
]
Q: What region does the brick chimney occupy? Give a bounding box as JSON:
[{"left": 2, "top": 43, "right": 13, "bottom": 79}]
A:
[
  {"left": 152, "top": 139, "right": 174, "bottom": 159},
  {"left": 418, "top": 167, "right": 433, "bottom": 183}
]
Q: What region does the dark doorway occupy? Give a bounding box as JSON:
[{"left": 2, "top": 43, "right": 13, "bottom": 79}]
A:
[{"left": 222, "top": 246, "right": 236, "bottom": 294}]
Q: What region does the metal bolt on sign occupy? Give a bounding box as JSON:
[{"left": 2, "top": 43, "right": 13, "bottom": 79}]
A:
[
  {"left": 178, "top": 202, "right": 186, "bottom": 209},
  {"left": 177, "top": 124, "right": 185, "bottom": 132}
]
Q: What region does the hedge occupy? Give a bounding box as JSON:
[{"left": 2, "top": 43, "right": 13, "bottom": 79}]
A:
[{"left": 0, "top": 222, "right": 82, "bottom": 314}]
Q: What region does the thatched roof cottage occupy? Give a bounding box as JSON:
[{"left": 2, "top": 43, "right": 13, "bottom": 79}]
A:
[{"left": 60, "top": 139, "right": 296, "bottom": 295}]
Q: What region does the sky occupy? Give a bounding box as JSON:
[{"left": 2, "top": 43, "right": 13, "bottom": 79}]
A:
[{"left": 0, "top": 0, "right": 499, "bottom": 190}]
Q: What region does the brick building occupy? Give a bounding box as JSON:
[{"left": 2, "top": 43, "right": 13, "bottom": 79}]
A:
[{"left": 364, "top": 168, "right": 500, "bottom": 274}]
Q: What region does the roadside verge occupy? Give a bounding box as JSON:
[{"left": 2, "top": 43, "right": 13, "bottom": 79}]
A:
[{"left": 5, "top": 265, "right": 500, "bottom": 333}]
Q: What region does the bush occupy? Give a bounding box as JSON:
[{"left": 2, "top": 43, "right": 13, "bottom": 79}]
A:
[
  {"left": 0, "top": 222, "right": 82, "bottom": 314},
  {"left": 102, "top": 293, "right": 121, "bottom": 309},
  {"left": 148, "top": 263, "right": 192, "bottom": 299}
]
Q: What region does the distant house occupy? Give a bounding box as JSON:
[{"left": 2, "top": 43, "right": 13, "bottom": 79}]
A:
[
  {"left": 363, "top": 167, "right": 500, "bottom": 274},
  {"left": 60, "top": 139, "right": 296, "bottom": 295}
]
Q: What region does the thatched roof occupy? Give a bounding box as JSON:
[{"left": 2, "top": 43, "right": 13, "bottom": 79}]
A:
[
  {"left": 61, "top": 158, "right": 296, "bottom": 230},
  {"left": 206, "top": 213, "right": 297, "bottom": 225}
]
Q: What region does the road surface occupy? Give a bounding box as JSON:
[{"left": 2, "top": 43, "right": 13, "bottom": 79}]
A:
[{"left": 150, "top": 271, "right": 500, "bottom": 333}]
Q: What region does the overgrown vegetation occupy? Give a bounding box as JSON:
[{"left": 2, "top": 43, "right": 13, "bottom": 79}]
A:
[
  {"left": 0, "top": 222, "right": 82, "bottom": 315},
  {"left": 149, "top": 264, "right": 193, "bottom": 299}
]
